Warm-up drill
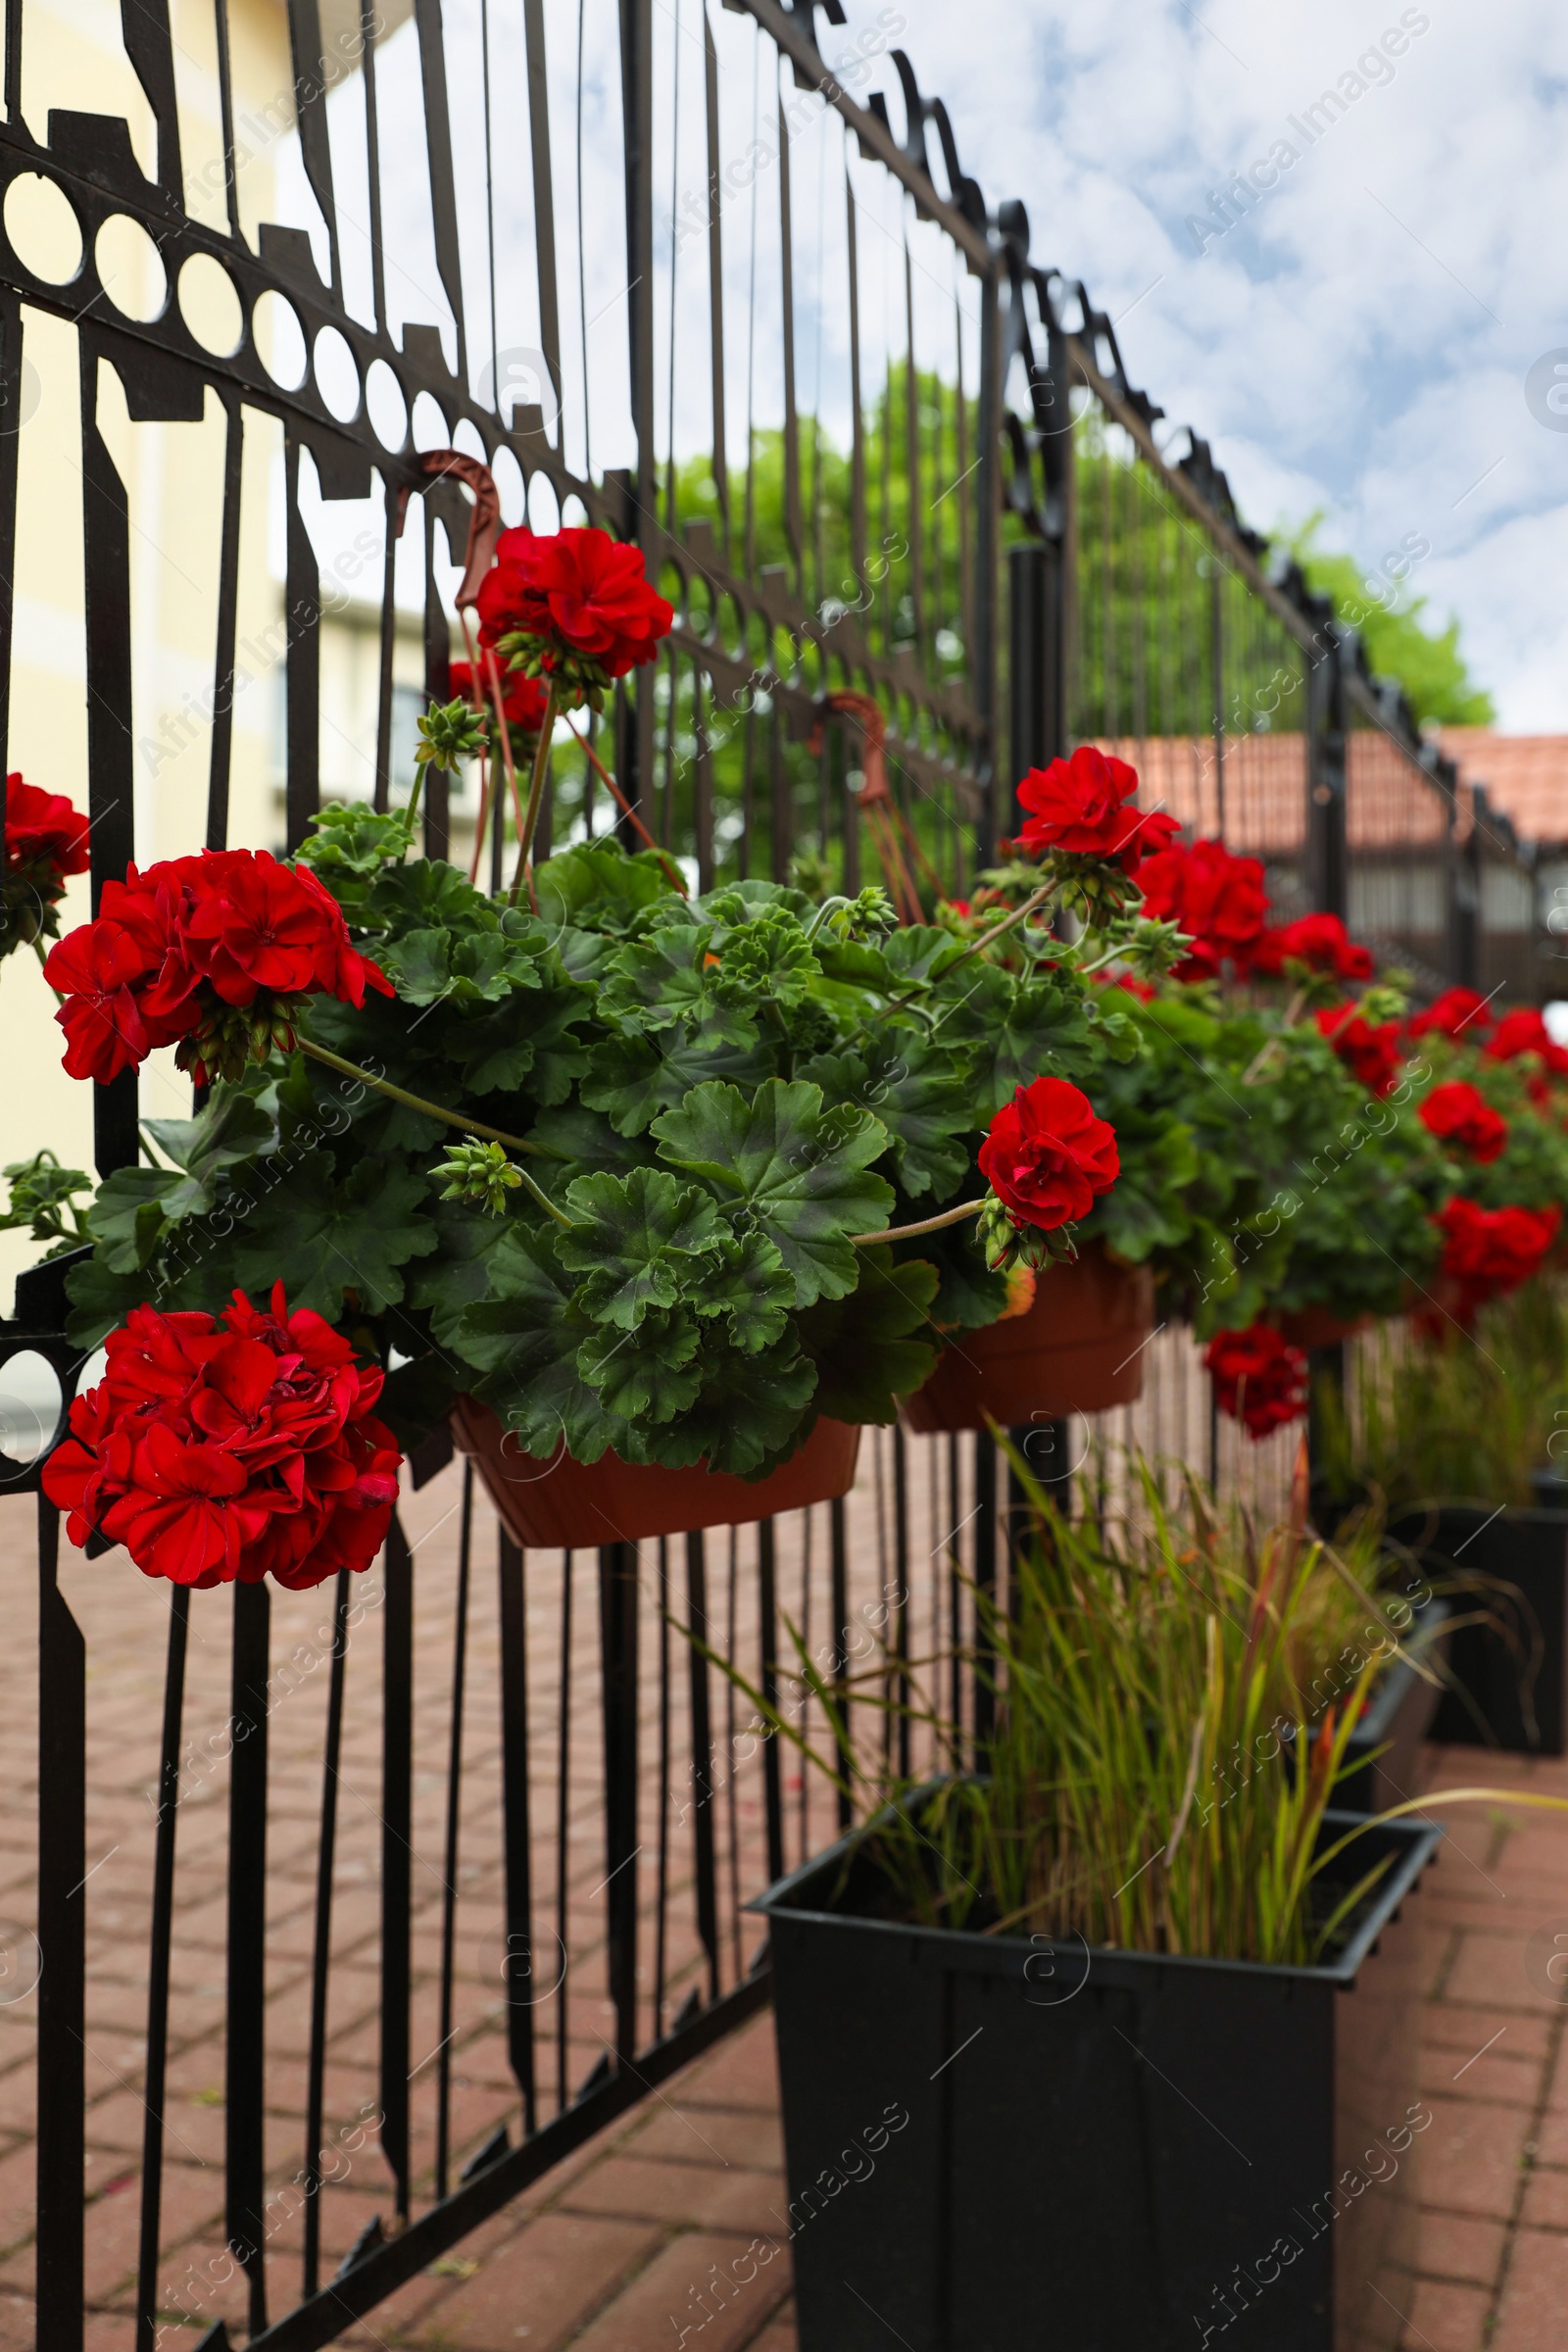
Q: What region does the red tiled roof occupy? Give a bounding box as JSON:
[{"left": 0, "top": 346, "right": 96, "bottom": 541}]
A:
[{"left": 1437, "top": 729, "right": 1568, "bottom": 848}]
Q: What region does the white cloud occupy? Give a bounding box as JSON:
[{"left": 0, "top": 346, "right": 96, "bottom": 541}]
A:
[{"left": 877, "top": 0, "right": 1568, "bottom": 724}]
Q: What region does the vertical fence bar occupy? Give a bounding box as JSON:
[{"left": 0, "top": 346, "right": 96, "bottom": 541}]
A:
[
  {"left": 133, "top": 1588, "right": 190, "bottom": 2352},
  {"left": 497, "top": 1517, "right": 537, "bottom": 2134},
  {"left": 830, "top": 1496, "right": 852, "bottom": 1830},
  {"left": 226, "top": 1579, "right": 270, "bottom": 2338},
  {"left": 620, "top": 0, "right": 657, "bottom": 811},
  {"left": 757, "top": 1519, "right": 785, "bottom": 1887},
  {"left": 302, "top": 1570, "right": 351, "bottom": 2300},
  {"left": 600, "top": 1542, "right": 641, "bottom": 2062},
  {"left": 683, "top": 1531, "right": 721, "bottom": 2003},
  {"left": 971, "top": 1435, "right": 996, "bottom": 1749},
  {"left": 0, "top": 304, "right": 19, "bottom": 779},
  {"left": 201, "top": 400, "right": 243, "bottom": 858},
  {"left": 283, "top": 433, "right": 321, "bottom": 856},
  {"left": 379, "top": 1515, "right": 414, "bottom": 2228},
  {"left": 435, "top": 1479, "right": 473, "bottom": 2199},
  {"left": 1307, "top": 642, "right": 1347, "bottom": 920},
  {"left": 34, "top": 1496, "right": 83, "bottom": 2352},
  {"left": 554, "top": 1551, "right": 573, "bottom": 2115},
  {"left": 79, "top": 336, "right": 137, "bottom": 1176}
]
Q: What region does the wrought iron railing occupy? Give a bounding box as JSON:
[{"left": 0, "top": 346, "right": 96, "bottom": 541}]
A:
[{"left": 0, "top": 3, "right": 1544, "bottom": 2348}]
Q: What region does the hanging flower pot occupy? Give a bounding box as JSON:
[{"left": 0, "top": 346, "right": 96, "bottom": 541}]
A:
[
  {"left": 900, "top": 1243, "right": 1154, "bottom": 1434},
  {"left": 450, "top": 1396, "right": 861, "bottom": 1549},
  {"left": 1273, "top": 1304, "right": 1373, "bottom": 1351}
]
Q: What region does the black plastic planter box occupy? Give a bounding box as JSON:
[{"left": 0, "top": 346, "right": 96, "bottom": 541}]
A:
[
  {"left": 753, "top": 1811, "right": 1441, "bottom": 2352},
  {"left": 1390, "top": 1500, "right": 1568, "bottom": 1753},
  {"left": 1335, "top": 1598, "right": 1450, "bottom": 1815}
]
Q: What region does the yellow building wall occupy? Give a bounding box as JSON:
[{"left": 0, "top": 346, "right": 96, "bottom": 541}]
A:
[{"left": 1, "top": 0, "right": 443, "bottom": 1315}]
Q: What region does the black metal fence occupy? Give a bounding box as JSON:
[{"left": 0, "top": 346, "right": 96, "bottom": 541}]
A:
[{"left": 0, "top": 3, "right": 1546, "bottom": 2348}]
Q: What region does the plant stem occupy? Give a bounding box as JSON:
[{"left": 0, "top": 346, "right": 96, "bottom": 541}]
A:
[
  {"left": 881, "top": 884, "right": 1055, "bottom": 1018},
  {"left": 563, "top": 717, "right": 690, "bottom": 896},
  {"left": 851, "top": 1198, "right": 985, "bottom": 1246},
  {"left": 295, "top": 1037, "right": 571, "bottom": 1225},
  {"left": 510, "top": 679, "right": 558, "bottom": 906}
]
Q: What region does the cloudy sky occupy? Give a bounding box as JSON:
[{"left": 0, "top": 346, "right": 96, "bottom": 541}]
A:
[
  {"left": 277, "top": 0, "right": 1568, "bottom": 730},
  {"left": 867, "top": 0, "right": 1568, "bottom": 729}
]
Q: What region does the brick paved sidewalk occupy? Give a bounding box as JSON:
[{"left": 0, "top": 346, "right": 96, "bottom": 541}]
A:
[{"left": 359, "top": 1740, "right": 1568, "bottom": 2352}]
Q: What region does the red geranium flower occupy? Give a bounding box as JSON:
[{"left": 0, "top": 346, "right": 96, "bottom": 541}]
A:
[
  {"left": 5, "top": 774, "right": 89, "bottom": 878},
  {"left": 43, "top": 848, "right": 390, "bottom": 1086},
  {"left": 1418, "top": 1080, "right": 1508, "bottom": 1163},
  {"left": 1408, "top": 986, "right": 1494, "bottom": 1043},
  {"left": 1204, "top": 1324, "right": 1308, "bottom": 1441},
  {"left": 1251, "top": 912, "right": 1374, "bottom": 981},
  {"left": 449, "top": 660, "right": 551, "bottom": 735},
  {"left": 46, "top": 918, "right": 156, "bottom": 1082},
  {"left": 41, "top": 1285, "right": 403, "bottom": 1591},
  {"left": 1135, "top": 837, "right": 1269, "bottom": 979},
  {"left": 1434, "top": 1198, "right": 1560, "bottom": 1317},
  {"left": 476, "top": 525, "right": 673, "bottom": 693},
  {"left": 1485, "top": 1005, "right": 1568, "bottom": 1078},
  {"left": 978, "top": 1075, "right": 1119, "bottom": 1232},
  {"left": 1014, "top": 747, "right": 1180, "bottom": 878},
  {"left": 1315, "top": 1005, "right": 1402, "bottom": 1098},
  {"left": 3, "top": 772, "right": 91, "bottom": 960}
]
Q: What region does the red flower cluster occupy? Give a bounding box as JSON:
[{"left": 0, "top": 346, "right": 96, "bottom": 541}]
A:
[
  {"left": 449, "top": 660, "right": 550, "bottom": 736},
  {"left": 978, "top": 1075, "right": 1119, "bottom": 1232},
  {"left": 5, "top": 774, "right": 89, "bottom": 881},
  {"left": 1013, "top": 747, "right": 1180, "bottom": 878},
  {"left": 1435, "top": 1199, "right": 1561, "bottom": 1312},
  {"left": 3, "top": 773, "right": 90, "bottom": 958},
  {"left": 1315, "top": 1005, "right": 1402, "bottom": 1098},
  {"left": 42, "top": 849, "right": 390, "bottom": 1086},
  {"left": 1135, "top": 837, "right": 1269, "bottom": 979},
  {"left": 1418, "top": 1080, "right": 1508, "bottom": 1164},
  {"left": 41, "top": 1287, "right": 402, "bottom": 1590},
  {"left": 476, "top": 525, "right": 673, "bottom": 698},
  {"left": 1408, "top": 986, "right": 1494, "bottom": 1043},
  {"left": 1251, "top": 911, "right": 1374, "bottom": 981},
  {"left": 1484, "top": 1005, "right": 1568, "bottom": 1078},
  {"left": 1203, "top": 1324, "right": 1308, "bottom": 1441}
]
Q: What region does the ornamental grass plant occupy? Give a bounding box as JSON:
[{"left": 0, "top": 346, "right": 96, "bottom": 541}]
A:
[
  {"left": 717, "top": 1452, "right": 1435, "bottom": 1967},
  {"left": 1317, "top": 1280, "right": 1568, "bottom": 1511}
]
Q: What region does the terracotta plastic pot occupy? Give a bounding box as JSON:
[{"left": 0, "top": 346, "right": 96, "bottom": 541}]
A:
[
  {"left": 449, "top": 1396, "right": 861, "bottom": 1548},
  {"left": 899, "top": 1243, "right": 1154, "bottom": 1434},
  {"left": 1273, "top": 1305, "right": 1373, "bottom": 1351}
]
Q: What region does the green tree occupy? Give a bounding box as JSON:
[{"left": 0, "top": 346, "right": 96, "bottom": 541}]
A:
[{"left": 1290, "top": 518, "right": 1494, "bottom": 727}]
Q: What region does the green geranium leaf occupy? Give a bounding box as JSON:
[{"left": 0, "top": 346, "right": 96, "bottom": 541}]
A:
[
  {"left": 651, "top": 1078, "right": 893, "bottom": 1305},
  {"left": 582, "top": 1031, "right": 773, "bottom": 1137},
  {"left": 86, "top": 1167, "right": 193, "bottom": 1273},
  {"left": 799, "top": 1041, "right": 972, "bottom": 1201},
  {"left": 961, "top": 970, "right": 1099, "bottom": 1113},
  {"left": 556, "top": 1167, "right": 723, "bottom": 1329},
  {"left": 599, "top": 925, "right": 760, "bottom": 1049},
  {"left": 577, "top": 1307, "right": 704, "bottom": 1423},
  {"left": 411, "top": 1200, "right": 524, "bottom": 1350},
  {"left": 694, "top": 1228, "right": 796, "bottom": 1353},
  {"left": 796, "top": 1245, "right": 941, "bottom": 1423},
  {"left": 64, "top": 1250, "right": 173, "bottom": 1347},
  {"left": 457, "top": 1226, "right": 619, "bottom": 1464},
  {"left": 228, "top": 1153, "right": 436, "bottom": 1318},
  {"left": 635, "top": 1333, "right": 818, "bottom": 1477},
  {"left": 714, "top": 906, "right": 817, "bottom": 1007},
  {"left": 880, "top": 925, "right": 967, "bottom": 987},
  {"left": 534, "top": 839, "right": 674, "bottom": 935}
]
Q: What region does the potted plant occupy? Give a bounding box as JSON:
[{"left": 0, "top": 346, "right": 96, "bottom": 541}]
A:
[
  {"left": 879, "top": 747, "right": 1190, "bottom": 1432},
  {"left": 1317, "top": 1282, "right": 1568, "bottom": 1752},
  {"left": 5, "top": 525, "right": 1180, "bottom": 1565},
  {"left": 723, "top": 1459, "right": 1514, "bottom": 2352},
  {"left": 1308, "top": 991, "right": 1568, "bottom": 1749}
]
